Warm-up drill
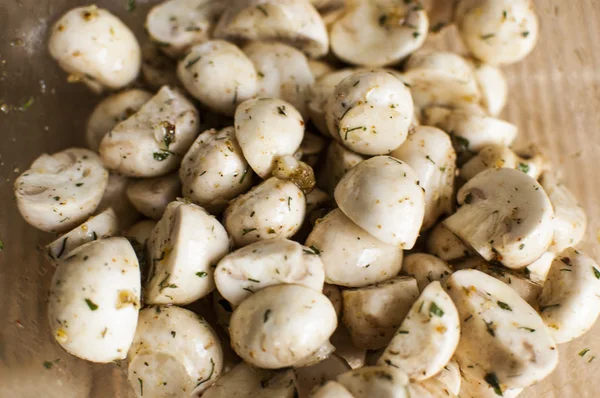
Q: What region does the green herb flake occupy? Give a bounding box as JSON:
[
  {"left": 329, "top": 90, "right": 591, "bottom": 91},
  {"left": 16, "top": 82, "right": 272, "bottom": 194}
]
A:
[
  {"left": 185, "top": 55, "right": 202, "bottom": 69},
  {"left": 242, "top": 228, "right": 257, "bottom": 235},
  {"left": 522, "top": 31, "right": 530, "bottom": 37},
  {"left": 353, "top": 80, "right": 360, "bottom": 87},
  {"left": 309, "top": 246, "right": 321, "bottom": 255},
  {"left": 138, "top": 378, "right": 144, "bottom": 396},
  {"left": 497, "top": 301, "right": 512, "bottom": 311},
  {"left": 85, "top": 298, "right": 99, "bottom": 311},
  {"left": 287, "top": 196, "right": 291, "bottom": 211},
  {"left": 153, "top": 151, "right": 170, "bottom": 161},
  {"left": 239, "top": 167, "right": 249, "bottom": 184},
  {"left": 43, "top": 361, "right": 53, "bottom": 369},
  {"left": 267, "top": 228, "right": 276, "bottom": 234},
  {"left": 126, "top": 0, "right": 136, "bottom": 12},
  {"left": 429, "top": 302, "right": 444, "bottom": 317},
  {"left": 519, "top": 243, "right": 525, "bottom": 250},
  {"left": 196, "top": 271, "right": 208, "bottom": 278},
  {"left": 503, "top": 10, "right": 507, "bottom": 18},
  {"left": 431, "top": 22, "right": 446, "bottom": 33},
  {"left": 517, "top": 162, "right": 530, "bottom": 173},
  {"left": 257, "top": 71, "right": 265, "bottom": 78},
  {"left": 0, "top": 240, "right": 3, "bottom": 252},
  {"left": 484, "top": 372, "right": 503, "bottom": 396},
  {"left": 378, "top": 15, "right": 388, "bottom": 26},
  {"left": 518, "top": 326, "right": 536, "bottom": 332},
  {"left": 412, "top": 31, "right": 420, "bottom": 38},
  {"left": 480, "top": 33, "right": 496, "bottom": 40},
  {"left": 256, "top": 5, "right": 268, "bottom": 16},
  {"left": 75, "top": 183, "right": 84, "bottom": 187},
  {"left": 580, "top": 348, "right": 590, "bottom": 357},
  {"left": 344, "top": 126, "right": 366, "bottom": 140},
  {"left": 593, "top": 267, "right": 600, "bottom": 279},
  {"left": 454, "top": 135, "right": 470, "bottom": 152},
  {"left": 485, "top": 320, "right": 496, "bottom": 337},
  {"left": 248, "top": 278, "right": 260, "bottom": 283},
  {"left": 397, "top": 330, "right": 409, "bottom": 334},
  {"left": 263, "top": 309, "right": 271, "bottom": 323},
  {"left": 277, "top": 106, "right": 287, "bottom": 116},
  {"left": 21, "top": 97, "right": 34, "bottom": 111},
  {"left": 425, "top": 155, "right": 436, "bottom": 165},
  {"left": 540, "top": 304, "right": 560, "bottom": 312}
]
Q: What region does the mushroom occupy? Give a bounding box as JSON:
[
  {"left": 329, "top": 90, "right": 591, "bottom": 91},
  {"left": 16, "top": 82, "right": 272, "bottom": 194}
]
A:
[
  {"left": 323, "top": 284, "right": 343, "bottom": 318},
  {"left": 235, "top": 98, "right": 305, "bottom": 178},
  {"left": 337, "top": 366, "right": 410, "bottom": 398},
  {"left": 126, "top": 220, "right": 158, "bottom": 246},
  {"left": 538, "top": 247, "right": 600, "bottom": 344},
  {"left": 215, "top": 238, "right": 325, "bottom": 306},
  {"left": 48, "top": 6, "right": 141, "bottom": 91},
  {"left": 128, "top": 306, "right": 223, "bottom": 397},
  {"left": 329, "top": 0, "right": 429, "bottom": 67},
  {"left": 401, "top": 253, "right": 452, "bottom": 291},
  {"left": 141, "top": 42, "right": 181, "bottom": 90},
  {"left": 86, "top": 89, "right": 152, "bottom": 152},
  {"left": 390, "top": 126, "right": 456, "bottom": 230},
  {"left": 145, "top": 0, "right": 227, "bottom": 58},
  {"left": 178, "top": 40, "right": 259, "bottom": 116},
  {"left": 126, "top": 173, "right": 182, "bottom": 220},
  {"left": 525, "top": 251, "right": 555, "bottom": 285},
  {"left": 46, "top": 208, "right": 118, "bottom": 264},
  {"left": 407, "top": 378, "right": 460, "bottom": 397},
  {"left": 318, "top": 141, "right": 365, "bottom": 195},
  {"left": 299, "top": 131, "right": 327, "bottom": 168},
  {"left": 99, "top": 86, "right": 200, "bottom": 177},
  {"left": 426, "top": 220, "right": 475, "bottom": 262},
  {"left": 179, "top": 126, "right": 254, "bottom": 213},
  {"left": 309, "top": 381, "right": 355, "bottom": 398},
  {"left": 14, "top": 148, "right": 109, "bottom": 233},
  {"left": 458, "top": 366, "right": 523, "bottom": 398},
  {"left": 295, "top": 354, "right": 351, "bottom": 397},
  {"left": 334, "top": 156, "right": 425, "bottom": 248},
  {"left": 455, "top": 0, "right": 539, "bottom": 65},
  {"left": 460, "top": 144, "right": 543, "bottom": 181},
  {"left": 378, "top": 281, "right": 460, "bottom": 381},
  {"left": 145, "top": 200, "right": 230, "bottom": 305},
  {"left": 213, "top": 0, "right": 329, "bottom": 58},
  {"left": 224, "top": 177, "right": 306, "bottom": 247},
  {"left": 434, "top": 359, "right": 461, "bottom": 396},
  {"left": 308, "top": 59, "right": 335, "bottom": 80},
  {"left": 342, "top": 276, "right": 420, "bottom": 350},
  {"left": 243, "top": 41, "right": 315, "bottom": 119},
  {"left": 446, "top": 269, "right": 558, "bottom": 390},
  {"left": 305, "top": 208, "right": 404, "bottom": 288},
  {"left": 330, "top": 326, "right": 367, "bottom": 370},
  {"left": 442, "top": 168, "right": 554, "bottom": 269},
  {"left": 213, "top": 290, "right": 234, "bottom": 331},
  {"left": 471, "top": 61, "right": 508, "bottom": 116},
  {"left": 48, "top": 237, "right": 141, "bottom": 362},
  {"left": 96, "top": 173, "right": 140, "bottom": 230},
  {"left": 229, "top": 284, "right": 337, "bottom": 368},
  {"left": 294, "top": 341, "right": 337, "bottom": 367},
  {"left": 325, "top": 70, "right": 414, "bottom": 155},
  {"left": 272, "top": 155, "right": 317, "bottom": 194}
]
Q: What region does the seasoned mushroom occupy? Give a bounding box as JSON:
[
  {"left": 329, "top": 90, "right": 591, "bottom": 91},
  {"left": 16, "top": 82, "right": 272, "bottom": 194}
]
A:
[
  {"left": 538, "top": 247, "right": 600, "bottom": 344},
  {"left": 309, "top": 381, "right": 355, "bottom": 398},
  {"left": 459, "top": 370, "right": 523, "bottom": 398},
  {"left": 318, "top": 141, "right": 365, "bottom": 195},
  {"left": 14, "top": 148, "right": 109, "bottom": 233},
  {"left": 305, "top": 209, "right": 404, "bottom": 287},
  {"left": 235, "top": 98, "right": 305, "bottom": 178},
  {"left": 128, "top": 306, "right": 223, "bottom": 397},
  {"left": 296, "top": 354, "right": 351, "bottom": 397},
  {"left": 426, "top": 220, "right": 475, "bottom": 262},
  {"left": 446, "top": 269, "right": 558, "bottom": 390},
  {"left": 435, "top": 359, "right": 461, "bottom": 396},
  {"left": 96, "top": 173, "right": 140, "bottom": 229},
  {"left": 390, "top": 126, "right": 456, "bottom": 229},
  {"left": 330, "top": 0, "right": 428, "bottom": 67},
  {"left": 48, "top": 238, "right": 140, "bottom": 362},
  {"left": 299, "top": 131, "right": 327, "bottom": 168},
  {"left": 334, "top": 156, "right": 425, "bottom": 248},
  {"left": 460, "top": 144, "right": 543, "bottom": 181},
  {"left": 294, "top": 340, "right": 336, "bottom": 368},
  {"left": 323, "top": 284, "right": 343, "bottom": 318},
  {"left": 401, "top": 253, "right": 452, "bottom": 292},
  {"left": 99, "top": 86, "right": 200, "bottom": 177},
  {"left": 145, "top": 201, "right": 230, "bottom": 305},
  {"left": 308, "top": 59, "right": 335, "bottom": 80},
  {"left": 214, "top": 0, "right": 329, "bottom": 58},
  {"left": 337, "top": 366, "right": 410, "bottom": 398},
  {"left": 342, "top": 276, "right": 420, "bottom": 350},
  {"left": 126, "top": 173, "right": 182, "bottom": 219},
  {"left": 443, "top": 168, "right": 554, "bottom": 269},
  {"left": 178, "top": 40, "right": 259, "bottom": 116},
  {"left": 525, "top": 251, "right": 555, "bottom": 285},
  {"left": 215, "top": 238, "right": 325, "bottom": 305},
  {"left": 455, "top": 0, "right": 539, "bottom": 65},
  {"left": 229, "top": 284, "right": 337, "bottom": 368},
  {"left": 325, "top": 70, "right": 414, "bottom": 155},
  {"left": 86, "top": 89, "right": 152, "bottom": 152},
  {"left": 330, "top": 326, "right": 367, "bottom": 369},
  {"left": 471, "top": 61, "right": 509, "bottom": 116},
  {"left": 141, "top": 42, "right": 181, "bottom": 90}
]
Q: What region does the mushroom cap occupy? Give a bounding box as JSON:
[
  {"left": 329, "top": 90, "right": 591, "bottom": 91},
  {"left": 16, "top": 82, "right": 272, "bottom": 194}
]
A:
[
  {"left": 434, "top": 359, "right": 461, "bottom": 396},
  {"left": 337, "top": 365, "right": 410, "bottom": 398},
  {"left": 443, "top": 167, "right": 554, "bottom": 269},
  {"left": 426, "top": 221, "right": 475, "bottom": 262},
  {"left": 330, "top": 326, "right": 366, "bottom": 369},
  {"left": 459, "top": 144, "right": 519, "bottom": 181},
  {"left": 126, "top": 173, "right": 182, "bottom": 220},
  {"left": 334, "top": 156, "right": 425, "bottom": 248},
  {"left": 96, "top": 173, "right": 140, "bottom": 230},
  {"left": 309, "top": 381, "right": 355, "bottom": 398},
  {"left": 401, "top": 253, "right": 452, "bottom": 292},
  {"left": 323, "top": 284, "right": 343, "bottom": 319},
  {"left": 125, "top": 219, "right": 157, "bottom": 246},
  {"left": 229, "top": 284, "right": 337, "bottom": 368},
  {"left": 308, "top": 59, "right": 335, "bottom": 80},
  {"left": 318, "top": 141, "right": 365, "bottom": 195},
  {"left": 140, "top": 41, "right": 181, "bottom": 90},
  {"left": 15, "top": 148, "right": 109, "bottom": 233},
  {"left": 295, "top": 354, "right": 351, "bottom": 396},
  {"left": 471, "top": 61, "right": 508, "bottom": 116}
]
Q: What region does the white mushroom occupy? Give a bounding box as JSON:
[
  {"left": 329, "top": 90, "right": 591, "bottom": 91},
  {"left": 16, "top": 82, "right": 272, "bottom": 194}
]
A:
[
  {"left": 86, "top": 89, "right": 152, "bottom": 152},
  {"left": 446, "top": 269, "right": 558, "bottom": 390},
  {"left": 178, "top": 40, "right": 259, "bottom": 116},
  {"left": 323, "top": 284, "right": 343, "bottom": 318},
  {"left": 426, "top": 220, "right": 475, "bottom": 262},
  {"left": 296, "top": 354, "right": 351, "bottom": 397},
  {"left": 471, "top": 61, "right": 509, "bottom": 116},
  {"left": 235, "top": 98, "right": 305, "bottom": 178},
  {"left": 14, "top": 148, "right": 109, "bottom": 233},
  {"left": 96, "top": 173, "right": 140, "bottom": 230},
  {"left": 309, "top": 381, "right": 355, "bottom": 398},
  {"left": 337, "top": 366, "right": 410, "bottom": 398},
  {"left": 213, "top": 0, "right": 329, "bottom": 58},
  {"left": 538, "top": 247, "right": 600, "bottom": 344},
  {"left": 443, "top": 168, "right": 554, "bottom": 269},
  {"left": 325, "top": 70, "right": 414, "bottom": 155},
  {"left": 48, "top": 6, "right": 141, "bottom": 91},
  {"left": 401, "top": 253, "right": 452, "bottom": 292},
  {"left": 294, "top": 341, "right": 337, "bottom": 368},
  {"left": 213, "top": 290, "right": 234, "bottom": 331},
  {"left": 48, "top": 237, "right": 140, "bottom": 362},
  {"left": 141, "top": 42, "right": 181, "bottom": 90},
  {"left": 145, "top": 200, "right": 230, "bottom": 305},
  {"left": 126, "top": 173, "right": 182, "bottom": 220},
  {"left": 390, "top": 126, "right": 456, "bottom": 229},
  {"left": 330, "top": 0, "right": 428, "bottom": 67},
  {"left": 305, "top": 208, "right": 404, "bottom": 287},
  {"left": 460, "top": 144, "right": 543, "bottom": 181},
  {"left": 331, "top": 325, "right": 367, "bottom": 370},
  {"left": 318, "top": 141, "right": 365, "bottom": 195},
  {"left": 334, "top": 156, "right": 425, "bottom": 248},
  {"left": 229, "top": 284, "right": 337, "bottom": 368},
  {"left": 125, "top": 219, "right": 157, "bottom": 247},
  {"left": 308, "top": 59, "right": 335, "bottom": 80},
  {"left": 525, "top": 251, "right": 555, "bottom": 285},
  {"left": 243, "top": 41, "right": 315, "bottom": 119},
  {"left": 128, "top": 306, "right": 223, "bottom": 397},
  {"left": 434, "top": 359, "right": 461, "bottom": 396},
  {"left": 342, "top": 276, "right": 420, "bottom": 350},
  {"left": 99, "top": 86, "right": 200, "bottom": 177},
  {"left": 455, "top": 0, "right": 539, "bottom": 65}
]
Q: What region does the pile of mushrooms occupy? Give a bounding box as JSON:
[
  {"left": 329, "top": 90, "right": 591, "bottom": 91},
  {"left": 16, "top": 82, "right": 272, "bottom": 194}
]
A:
[{"left": 16, "top": 0, "right": 599, "bottom": 397}]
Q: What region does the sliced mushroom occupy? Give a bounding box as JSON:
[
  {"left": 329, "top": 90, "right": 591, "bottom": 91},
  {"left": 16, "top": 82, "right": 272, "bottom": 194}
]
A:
[
  {"left": 434, "top": 359, "right": 461, "bottom": 396},
  {"left": 272, "top": 155, "right": 317, "bottom": 194},
  {"left": 334, "top": 156, "right": 425, "bottom": 248},
  {"left": 296, "top": 354, "right": 351, "bottom": 397},
  {"left": 126, "top": 173, "right": 182, "bottom": 220},
  {"left": 446, "top": 269, "right": 558, "bottom": 390},
  {"left": 86, "top": 89, "right": 152, "bottom": 152},
  {"left": 128, "top": 306, "right": 223, "bottom": 397},
  {"left": 330, "top": 0, "right": 428, "bottom": 67},
  {"left": 145, "top": 200, "right": 230, "bottom": 305},
  {"left": 325, "top": 70, "right": 414, "bottom": 155},
  {"left": 229, "top": 284, "right": 337, "bottom": 368},
  {"left": 337, "top": 366, "right": 410, "bottom": 398},
  {"left": 309, "top": 381, "right": 355, "bottom": 398},
  {"left": 15, "top": 148, "right": 109, "bottom": 233},
  {"left": 342, "top": 276, "right": 420, "bottom": 350},
  {"left": 471, "top": 61, "right": 508, "bottom": 116},
  {"left": 525, "top": 251, "right": 555, "bottom": 285},
  {"left": 178, "top": 40, "right": 259, "bottom": 116},
  {"left": 99, "top": 86, "right": 200, "bottom": 177},
  {"left": 48, "top": 5, "right": 141, "bottom": 91},
  {"left": 459, "top": 368, "right": 523, "bottom": 398},
  {"left": 443, "top": 168, "right": 554, "bottom": 269},
  {"left": 323, "top": 284, "right": 343, "bottom": 318},
  {"left": 460, "top": 144, "right": 543, "bottom": 181},
  {"left": 96, "top": 173, "right": 140, "bottom": 229},
  {"left": 401, "top": 253, "right": 452, "bottom": 292},
  {"left": 294, "top": 340, "right": 337, "bottom": 368},
  {"left": 538, "top": 247, "right": 600, "bottom": 344},
  {"left": 331, "top": 325, "right": 367, "bottom": 370},
  {"left": 318, "top": 141, "right": 365, "bottom": 195},
  {"left": 141, "top": 42, "right": 181, "bottom": 90},
  {"left": 48, "top": 237, "right": 140, "bottom": 362},
  {"left": 426, "top": 220, "right": 475, "bottom": 262},
  {"left": 305, "top": 208, "right": 403, "bottom": 287},
  {"left": 213, "top": 0, "right": 329, "bottom": 58},
  {"left": 390, "top": 126, "right": 456, "bottom": 230}
]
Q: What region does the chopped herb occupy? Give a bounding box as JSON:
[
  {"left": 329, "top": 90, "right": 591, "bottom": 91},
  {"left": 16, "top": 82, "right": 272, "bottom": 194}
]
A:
[
  {"left": 257, "top": 71, "right": 265, "bottom": 78},
  {"left": 256, "top": 5, "right": 268, "bottom": 16},
  {"left": 267, "top": 228, "right": 276, "bottom": 234},
  {"left": 138, "top": 378, "right": 144, "bottom": 396},
  {"left": 127, "top": 0, "right": 136, "bottom": 12},
  {"left": 439, "top": 166, "right": 446, "bottom": 172},
  {"left": 464, "top": 193, "right": 473, "bottom": 204},
  {"left": 344, "top": 126, "right": 366, "bottom": 140},
  {"left": 418, "top": 301, "right": 424, "bottom": 313},
  {"left": 185, "top": 26, "right": 201, "bottom": 31},
  {"left": 83, "top": 256, "right": 89, "bottom": 261},
  {"left": 57, "top": 237, "right": 68, "bottom": 258},
  {"left": 0, "top": 240, "right": 3, "bottom": 252},
  {"left": 497, "top": 301, "right": 512, "bottom": 311},
  {"left": 540, "top": 304, "right": 560, "bottom": 312},
  {"left": 425, "top": 155, "right": 436, "bottom": 165},
  {"left": 517, "top": 162, "right": 530, "bottom": 173},
  {"left": 464, "top": 314, "right": 473, "bottom": 322},
  {"left": 522, "top": 31, "right": 530, "bottom": 37},
  {"left": 412, "top": 31, "right": 420, "bottom": 38},
  {"left": 593, "top": 267, "right": 600, "bottom": 279},
  {"left": 519, "top": 243, "right": 525, "bottom": 250},
  {"left": 161, "top": 121, "right": 176, "bottom": 148},
  {"left": 218, "top": 299, "right": 233, "bottom": 312},
  {"left": 85, "top": 298, "right": 98, "bottom": 311},
  {"left": 431, "top": 22, "right": 446, "bottom": 33},
  {"left": 560, "top": 257, "right": 571, "bottom": 265},
  {"left": 340, "top": 106, "right": 353, "bottom": 120},
  {"left": 453, "top": 135, "right": 470, "bottom": 152},
  {"left": 480, "top": 33, "right": 496, "bottom": 40},
  {"left": 403, "top": 82, "right": 412, "bottom": 88},
  {"left": 158, "top": 273, "right": 178, "bottom": 291},
  {"left": 243, "top": 287, "right": 253, "bottom": 293},
  {"left": 484, "top": 372, "right": 503, "bottom": 396},
  {"left": 287, "top": 197, "right": 291, "bottom": 211},
  {"left": 21, "top": 97, "right": 34, "bottom": 111},
  {"left": 560, "top": 269, "right": 572, "bottom": 272},
  {"left": 75, "top": 183, "right": 84, "bottom": 187},
  {"left": 589, "top": 356, "right": 596, "bottom": 363},
  {"left": 43, "top": 361, "right": 53, "bottom": 369},
  {"left": 91, "top": 231, "right": 98, "bottom": 240},
  {"left": 485, "top": 320, "right": 496, "bottom": 336},
  {"left": 397, "top": 330, "right": 409, "bottom": 334},
  {"left": 277, "top": 106, "right": 287, "bottom": 116},
  {"left": 153, "top": 151, "right": 170, "bottom": 161},
  {"left": 250, "top": 211, "right": 255, "bottom": 217},
  {"left": 378, "top": 14, "right": 388, "bottom": 26},
  {"left": 429, "top": 302, "right": 444, "bottom": 317},
  {"left": 353, "top": 80, "right": 360, "bottom": 87},
  {"left": 171, "top": 331, "right": 176, "bottom": 338},
  {"left": 263, "top": 309, "right": 271, "bottom": 323},
  {"left": 184, "top": 55, "right": 202, "bottom": 69},
  {"left": 248, "top": 278, "right": 260, "bottom": 283},
  {"left": 309, "top": 246, "right": 321, "bottom": 255},
  {"left": 196, "top": 271, "right": 208, "bottom": 277},
  {"left": 579, "top": 348, "right": 590, "bottom": 357},
  {"left": 384, "top": 359, "right": 400, "bottom": 368},
  {"left": 303, "top": 246, "right": 320, "bottom": 255},
  {"left": 199, "top": 171, "right": 207, "bottom": 176},
  {"left": 239, "top": 167, "right": 249, "bottom": 184},
  {"left": 518, "top": 327, "right": 536, "bottom": 332},
  {"left": 53, "top": 196, "right": 60, "bottom": 201},
  {"left": 242, "top": 228, "right": 257, "bottom": 235},
  {"left": 503, "top": 10, "right": 507, "bottom": 18}
]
